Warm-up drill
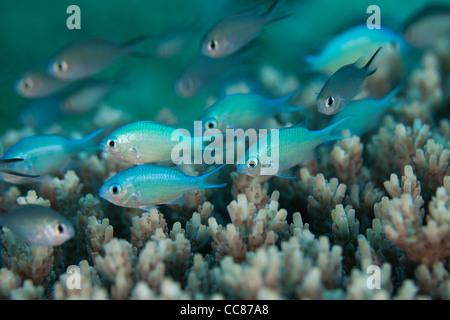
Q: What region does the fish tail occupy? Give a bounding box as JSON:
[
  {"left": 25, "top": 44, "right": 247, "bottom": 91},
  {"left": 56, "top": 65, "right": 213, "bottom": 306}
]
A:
[
  {"left": 198, "top": 164, "right": 227, "bottom": 189},
  {"left": 383, "top": 84, "right": 404, "bottom": 103},
  {"left": 364, "top": 46, "right": 382, "bottom": 74},
  {"left": 274, "top": 88, "right": 305, "bottom": 113},
  {"left": 122, "top": 34, "right": 153, "bottom": 58},
  {"left": 322, "top": 116, "right": 353, "bottom": 142},
  {"left": 264, "top": 0, "right": 291, "bottom": 23},
  {"left": 73, "top": 126, "right": 111, "bottom": 152}
]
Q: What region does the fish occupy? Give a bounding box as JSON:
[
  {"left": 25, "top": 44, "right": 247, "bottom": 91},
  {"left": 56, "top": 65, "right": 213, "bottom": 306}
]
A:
[
  {"left": 20, "top": 94, "right": 71, "bottom": 128},
  {"left": 305, "top": 25, "right": 407, "bottom": 74},
  {"left": 174, "top": 53, "right": 248, "bottom": 98},
  {"left": 0, "top": 204, "right": 74, "bottom": 246},
  {"left": 20, "top": 79, "right": 120, "bottom": 128},
  {"left": 14, "top": 62, "right": 73, "bottom": 98},
  {"left": 0, "top": 126, "right": 109, "bottom": 184},
  {"left": 60, "top": 79, "right": 121, "bottom": 115},
  {"left": 402, "top": 4, "right": 450, "bottom": 49},
  {"left": 47, "top": 35, "right": 151, "bottom": 80},
  {"left": 328, "top": 85, "right": 402, "bottom": 137},
  {"left": 316, "top": 47, "right": 382, "bottom": 115},
  {"left": 0, "top": 158, "right": 40, "bottom": 179},
  {"left": 237, "top": 117, "right": 350, "bottom": 178},
  {"left": 99, "top": 164, "right": 226, "bottom": 209},
  {"left": 199, "top": 89, "right": 304, "bottom": 131},
  {"left": 150, "top": 25, "right": 200, "bottom": 58},
  {"left": 101, "top": 121, "right": 217, "bottom": 165},
  {"left": 200, "top": 0, "right": 291, "bottom": 58}
]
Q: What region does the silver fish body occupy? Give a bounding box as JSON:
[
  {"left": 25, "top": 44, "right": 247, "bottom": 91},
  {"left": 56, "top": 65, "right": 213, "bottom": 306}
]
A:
[
  {"left": 403, "top": 4, "right": 450, "bottom": 49},
  {"left": 99, "top": 164, "right": 226, "bottom": 209},
  {"left": 15, "top": 62, "right": 72, "bottom": 98},
  {"left": 200, "top": 0, "right": 290, "bottom": 58},
  {"left": 0, "top": 205, "right": 74, "bottom": 246},
  {"left": 48, "top": 36, "right": 150, "bottom": 80},
  {"left": 316, "top": 47, "right": 381, "bottom": 115}
]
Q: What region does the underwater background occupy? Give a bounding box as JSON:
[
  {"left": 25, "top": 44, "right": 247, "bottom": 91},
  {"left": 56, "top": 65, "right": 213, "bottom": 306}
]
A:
[{"left": 0, "top": 0, "right": 449, "bottom": 300}]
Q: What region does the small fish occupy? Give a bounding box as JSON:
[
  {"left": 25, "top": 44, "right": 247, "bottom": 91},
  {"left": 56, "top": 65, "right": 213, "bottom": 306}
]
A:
[
  {"left": 101, "top": 121, "right": 215, "bottom": 165},
  {"left": 0, "top": 158, "right": 40, "bottom": 179},
  {"left": 99, "top": 164, "right": 226, "bottom": 209},
  {"left": 15, "top": 62, "right": 73, "bottom": 98},
  {"left": 47, "top": 35, "right": 151, "bottom": 80},
  {"left": 200, "top": 0, "right": 290, "bottom": 58},
  {"left": 60, "top": 79, "right": 120, "bottom": 115},
  {"left": 0, "top": 126, "right": 108, "bottom": 184},
  {"left": 20, "top": 94, "right": 70, "bottom": 128},
  {"left": 305, "top": 25, "right": 407, "bottom": 74},
  {"left": 316, "top": 47, "right": 382, "bottom": 115},
  {"left": 0, "top": 204, "right": 74, "bottom": 246},
  {"left": 199, "top": 89, "right": 304, "bottom": 131},
  {"left": 329, "top": 85, "right": 402, "bottom": 136},
  {"left": 237, "top": 117, "right": 350, "bottom": 177},
  {"left": 150, "top": 25, "right": 200, "bottom": 58},
  {"left": 403, "top": 4, "right": 450, "bottom": 49},
  {"left": 174, "top": 53, "right": 244, "bottom": 97}
]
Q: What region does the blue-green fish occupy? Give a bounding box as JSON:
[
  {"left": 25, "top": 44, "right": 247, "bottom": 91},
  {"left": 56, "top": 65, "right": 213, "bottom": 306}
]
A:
[
  {"left": 15, "top": 62, "right": 73, "bottom": 98},
  {"left": 99, "top": 164, "right": 226, "bottom": 209},
  {"left": 402, "top": 4, "right": 450, "bottom": 49},
  {"left": 1, "top": 127, "right": 108, "bottom": 184},
  {"left": 329, "top": 85, "right": 402, "bottom": 136},
  {"left": 101, "top": 121, "right": 218, "bottom": 165},
  {"left": 20, "top": 94, "right": 68, "bottom": 128},
  {"left": 305, "top": 25, "right": 407, "bottom": 74},
  {"left": 199, "top": 89, "right": 304, "bottom": 131},
  {"left": 0, "top": 205, "right": 74, "bottom": 246},
  {"left": 316, "top": 47, "right": 381, "bottom": 115},
  {"left": 0, "top": 158, "right": 40, "bottom": 179},
  {"left": 200, "top": 0, "right": 290, "bottom": 58},
  {"left": 237, "top": 117, "right": 350, "bottom": 177},
  {"left": 47, "top": 35, "right": 150, "bottom": 80}
]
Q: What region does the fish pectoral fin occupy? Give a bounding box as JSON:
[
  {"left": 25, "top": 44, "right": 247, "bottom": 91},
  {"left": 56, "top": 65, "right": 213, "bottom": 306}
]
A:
[{"left": 129, "top": 147, "right": 139, "bottom": 158}]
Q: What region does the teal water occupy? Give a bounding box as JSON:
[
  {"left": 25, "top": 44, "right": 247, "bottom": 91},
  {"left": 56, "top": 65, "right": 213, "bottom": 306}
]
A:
[{"left": 0, "top": 0, "right": 443, "bottom": 131}]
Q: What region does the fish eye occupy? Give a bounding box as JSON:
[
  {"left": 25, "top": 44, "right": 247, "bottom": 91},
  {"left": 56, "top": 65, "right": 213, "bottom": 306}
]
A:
[
  {"left": 53, "top": 60, "right": 68, "bottom": 73},
  {"left": 56, "top": 223, "right": 65, "bottom": 234},
  {"left": 205, "top": 118, "right": 218, "bottom": 130},
  {"left": 208, "top": 39, "right": 219, "bottom": 52},
  {"left": 107, "top": 139, "right": 118, "bottom": 148},
  {"left": 109, "top": 184, "right": 122, "bottom": 195},
  {"left": 246, "top": 158, "right": 259, "bottom": 169},
  {"left": 181, "top": 78, "right": 193, "bottom": 90},
  {"left": 20, "top": 78, "right": 34, "bottom": 91},
  {"left": 326, "top": 96, "right": 335, "bottom": 107}
]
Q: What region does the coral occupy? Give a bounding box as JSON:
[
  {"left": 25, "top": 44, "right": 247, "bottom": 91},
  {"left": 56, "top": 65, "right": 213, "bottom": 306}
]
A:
[
  {"left": 208, "top": 191, "right": 289, "bottom": 262},
  {"left": 94, "top": 238, "right": 136, "bottom": 299},
  {"left": 41, "top": 170, "right": 84, "bottom": 215},
  {"left": 298, "top": 168, "right": 347, "bottom": 234},
  {"left": 331, "top": 132, "right": 366, "bottom": 185},
  {"left": 53, "top": 260, "right": 108, "bottom": 300},
  {"left": 130, "top": 208, "right": 168, "bottom": 251},
  {"left": 85, "top": 217, "right": 114, "bottom": 263},
  {"left": 16, "top": 190, "right": 51, "bottom": 207},
  {"left": 414, "top": 262, "right": 450, "bottom": 300}
]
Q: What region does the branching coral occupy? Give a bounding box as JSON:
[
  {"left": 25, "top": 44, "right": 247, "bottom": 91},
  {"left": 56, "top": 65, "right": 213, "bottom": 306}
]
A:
[
  {"left": 208, "top": 190, "right": 289, "bottom": 262},
  {"left": 298, "top": 168, "right": 347, "bottom": 234}
]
